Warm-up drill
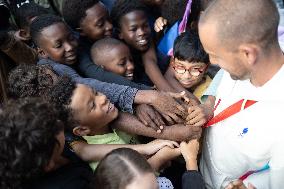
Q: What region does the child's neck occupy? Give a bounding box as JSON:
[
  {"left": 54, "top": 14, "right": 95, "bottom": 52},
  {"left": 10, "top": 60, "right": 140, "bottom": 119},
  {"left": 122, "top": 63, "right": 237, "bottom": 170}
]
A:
[{"left": 88, "top": 124, "right": 111, "bottom": 136}]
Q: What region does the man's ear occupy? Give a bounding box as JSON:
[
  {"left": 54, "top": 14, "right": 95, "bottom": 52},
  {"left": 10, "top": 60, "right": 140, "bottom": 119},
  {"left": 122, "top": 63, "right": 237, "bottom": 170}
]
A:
[
  {"left": 36, "top": 47, "right": 49, "bottom": 59},
  {"left": 238, "top": 44, "right": 259, "bottom": 66},
  {"left": 73, "top": 126, "right": 91, "bottom": 136},
  {"left": 14, "top": 29, "right": 30, "bottom": 41}
]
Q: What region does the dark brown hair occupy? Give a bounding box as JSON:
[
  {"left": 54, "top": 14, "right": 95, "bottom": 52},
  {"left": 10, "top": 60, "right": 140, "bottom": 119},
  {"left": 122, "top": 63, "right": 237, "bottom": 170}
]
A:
[{"left": 91, "top": 148, "right": 153, "bottom": 189}]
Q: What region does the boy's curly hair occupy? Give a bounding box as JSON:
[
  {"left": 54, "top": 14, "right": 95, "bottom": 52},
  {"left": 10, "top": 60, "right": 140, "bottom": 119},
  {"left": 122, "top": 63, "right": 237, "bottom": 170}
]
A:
[
  {"left": 0, "top": 97, "right": 64, "bottom": 189},
  {"left": 7, "top": 64, "right": 56, "bottom": 99},
  {"left": 110, "top": 0, "right": 147, "bottom": 29},
  {"left": 62, "top": 0, "right": 99, "bottom": 29},
  {"left": 47, "top": 76, "right": 77, "bottom": 131}
]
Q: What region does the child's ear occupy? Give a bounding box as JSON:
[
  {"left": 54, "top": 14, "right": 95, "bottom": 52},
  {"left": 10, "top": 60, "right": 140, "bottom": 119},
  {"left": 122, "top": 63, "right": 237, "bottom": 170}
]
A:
[
  {"left": 36, "top": 47, "right": 49, "bottom": 59},
  {"left": 73, "top": 126, "right": 91, "bottom": 136},
  {"left": 14, "top": 29, "right": 30, "bottom": 41}
]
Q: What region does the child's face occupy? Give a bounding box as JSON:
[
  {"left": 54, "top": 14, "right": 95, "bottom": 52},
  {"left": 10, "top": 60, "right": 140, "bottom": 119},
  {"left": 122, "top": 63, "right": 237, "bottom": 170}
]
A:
[
  {"left": 44, "top": 130, "right": 65, "bottom": 172},
  {"left": 80, "top": 2, "right": 113, "bottom": 42},
  {"left": 94, "top": 44, "right": 135, "bottom": 80},
  {"left": 38, "top": 22, "right": 78, "bottom": 65},
  {"left": 125, "top": 172, "right": 158, "bottom": 189},
  {"left": 172, "top": 58, "right": 208, "bottom": 89},
  {"left": 119, "top": 10, "right": 151, "bottom": 52},
  {"left": 70, "top": 84, "right": 118, "bottom": 132}
]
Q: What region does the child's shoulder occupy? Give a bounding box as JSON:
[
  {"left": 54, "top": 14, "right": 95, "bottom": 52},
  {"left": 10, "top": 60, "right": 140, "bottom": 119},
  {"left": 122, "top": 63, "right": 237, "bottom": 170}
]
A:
[{"left": 193, "top": 75, "right": 212, "bottom": 100}]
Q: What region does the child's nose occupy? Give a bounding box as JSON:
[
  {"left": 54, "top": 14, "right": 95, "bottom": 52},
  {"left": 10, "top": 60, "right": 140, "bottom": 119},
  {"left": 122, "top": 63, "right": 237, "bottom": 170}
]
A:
[
  {"left": 126, "top": 61, "right": 134, "bottom": 71},
  {"left": 65, "top": 42, "right": 74, "bottom": 52},
  {"left": 137, "top": 28, "right": 146, "bottom": 36},
  {"left": 98, "top": 93, "right": 108, "bottom": 105},
  {"left": 105, "top": 21, "right": 113, "bottom": 31}
]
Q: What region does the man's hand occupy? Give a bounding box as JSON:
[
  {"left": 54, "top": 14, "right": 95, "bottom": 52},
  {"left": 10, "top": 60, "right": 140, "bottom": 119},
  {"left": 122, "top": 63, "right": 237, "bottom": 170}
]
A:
[
  {"left": 225, "top": 180, "right": 256, "bottom": 189},
  {"left": 135, "top": 104, "right": 165, "bottom": 133},
  {"left": 186, "top": 104, "right": 214, "bottom": 127}
]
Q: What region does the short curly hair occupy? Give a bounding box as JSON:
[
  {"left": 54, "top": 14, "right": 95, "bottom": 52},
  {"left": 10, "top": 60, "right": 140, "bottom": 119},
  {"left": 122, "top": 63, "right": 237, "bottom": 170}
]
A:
[
  {"left": 7, "top": 64, "right": 57, "bottom": 99},
  {"left": 110, "top": 0, "right": 147, "bottom": 29},
  {"left": 0, "top": 97, "right": 64, "bottom": 189},
  {"left": 62, "top": 0, "right": 99, "bottom": 29},
  {"left": 47, "top": 76, "right": 77, "bottom": 131}
]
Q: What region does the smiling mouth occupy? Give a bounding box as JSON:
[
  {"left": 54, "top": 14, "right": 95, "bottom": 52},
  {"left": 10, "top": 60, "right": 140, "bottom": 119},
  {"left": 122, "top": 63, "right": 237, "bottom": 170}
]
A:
[
  {"left": 125, "top": 73, "right": 134, "bottom": 78},
  {"left": 137, "top": 39, "right": 149, "bottom": 46}
]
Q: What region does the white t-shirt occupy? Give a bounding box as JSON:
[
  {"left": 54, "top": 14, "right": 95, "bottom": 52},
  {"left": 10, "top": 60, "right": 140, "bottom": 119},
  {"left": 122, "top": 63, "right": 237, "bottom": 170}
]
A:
[{"left": 200, "top": 65, "right": 284, "bottom": 189}]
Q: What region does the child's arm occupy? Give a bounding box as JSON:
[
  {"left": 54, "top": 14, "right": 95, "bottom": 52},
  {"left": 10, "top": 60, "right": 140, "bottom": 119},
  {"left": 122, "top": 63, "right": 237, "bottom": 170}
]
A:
[
  {"left": 180, "top": 139, "right": 199, "bottom": 171},
  {"left": 135, "top": 90, "right": 188, "bottom": 124},
  {"left": 147, "top": 146, "right": 181, "bottom": 172},
  {"left": 112, "top": 112, "right": 202, "bottom": 141},
  {"left": 141, "top": 43, "right": 176, "bottom": 92},
  {"left": 71, "top": 139, "right": 178, "bottom": 162},
  {"left": 180, "top": 139, "right": 206, "bottom": 189},
  {"left": 135, "top": 104, "right": 165, "bottom": 132}
]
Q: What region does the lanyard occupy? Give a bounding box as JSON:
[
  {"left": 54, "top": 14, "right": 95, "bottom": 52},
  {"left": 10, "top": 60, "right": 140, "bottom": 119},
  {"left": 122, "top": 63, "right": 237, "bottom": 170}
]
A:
[{"left": 202, "top": 99, "right": 270, "bottom": 180}]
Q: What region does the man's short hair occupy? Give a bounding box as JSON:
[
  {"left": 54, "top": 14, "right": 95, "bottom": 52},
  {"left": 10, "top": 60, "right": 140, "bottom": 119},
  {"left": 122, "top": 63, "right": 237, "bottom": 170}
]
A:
[{"left": 199, "top": 0, "right": 279, "bottom": 50}]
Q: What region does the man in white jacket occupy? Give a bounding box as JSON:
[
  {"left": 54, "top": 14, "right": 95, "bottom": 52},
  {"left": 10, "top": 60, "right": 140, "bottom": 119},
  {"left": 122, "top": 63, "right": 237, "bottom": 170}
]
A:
[{"left": 198, "top": 0, "right": 284, "bottom": 188}]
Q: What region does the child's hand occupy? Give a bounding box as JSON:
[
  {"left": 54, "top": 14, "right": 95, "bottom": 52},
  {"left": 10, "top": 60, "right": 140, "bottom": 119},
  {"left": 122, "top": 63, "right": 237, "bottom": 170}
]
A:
[
  {"left": 180, "top": 139, "right": 199, "bottom": 160},
  {"left": 225, "top": 180, "right": 256, "bottom": 189},
  {"left": 154, "top": 17, "right": 167, "bottom": 32},
  {"left": 144, "top": 139, "right": 180, "bottom": 156},
  {"left": 149, "top": 91, "right": 187, "bottom": 125},
  {"left": 186, "top": 104, "right": 213, "bottom": 127},
  {"left": 135, "top": 104, "right": 165, "bottom": 133}
]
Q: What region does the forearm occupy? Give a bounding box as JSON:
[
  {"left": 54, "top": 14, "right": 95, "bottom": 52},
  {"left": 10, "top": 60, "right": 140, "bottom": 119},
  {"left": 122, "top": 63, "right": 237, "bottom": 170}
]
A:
[
  {"left": 73, "top": 141, "right": 148, "bottom": 162},
  {"left": 112, "top": 113, "right": 201, "bottom": 141},
  {"left": 185, "top": 158, "right": 198, "bottom": 171},
  {"left": 147, "top": 155, "right": 166, "bottom": 172},
  {"left": 144, "top": 60, "right": 175, "bottom": 92}
]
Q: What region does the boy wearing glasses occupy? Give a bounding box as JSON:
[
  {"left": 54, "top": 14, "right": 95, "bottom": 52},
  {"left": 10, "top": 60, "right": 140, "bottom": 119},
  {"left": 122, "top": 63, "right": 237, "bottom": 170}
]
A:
[{"left": 166, "top": 31, "right": 211, "bottom": 101}]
